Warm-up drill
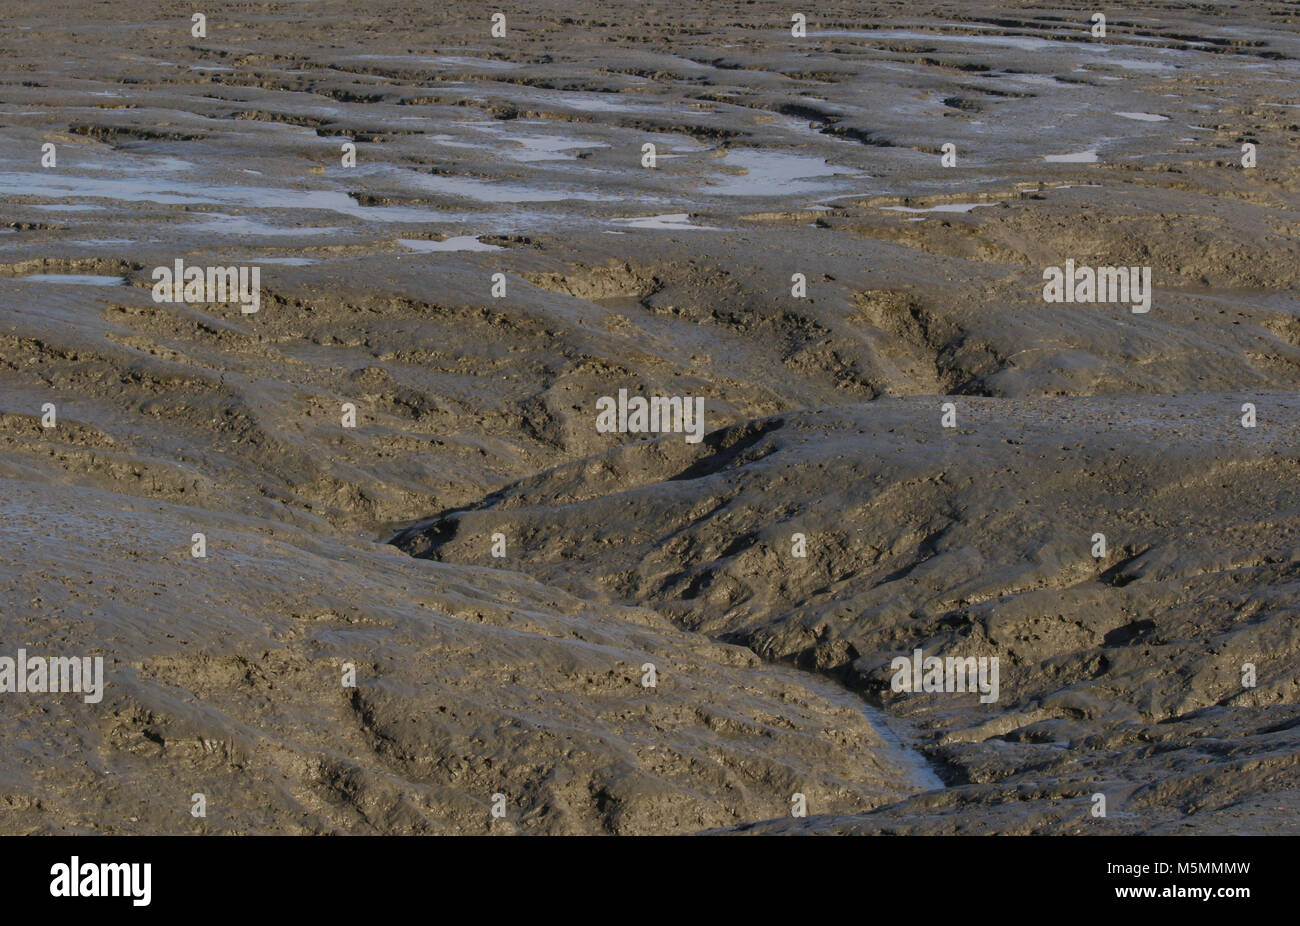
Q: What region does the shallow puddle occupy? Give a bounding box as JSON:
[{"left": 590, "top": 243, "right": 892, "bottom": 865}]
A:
[
  {"left": 704, "top": 149, "right": 855, "bottom": 197},
  {"left": 19, "top": 274, "right": 126, "bottom": 285},
  {"left": 610, "top": 213, "right": 720, "bottom": 230},
  {"left": 1115, "top": 111, "right": 1170, "bottom": 122},
  {"left": 1044, "top": 149, "right": 1099, "bottom": 163},
  {"left": 817, "top": 29, "right": 1061, "bottom": 53},
  {"left": 398, "top": 236, "right": 503, "bottom": 252},
  {"left": 883, "top": 202, "right": 997, "bottom": 214}
]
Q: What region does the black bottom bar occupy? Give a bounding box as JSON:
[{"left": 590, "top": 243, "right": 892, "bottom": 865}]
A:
[{"left": 4, "top": 835, "right": 1275, "bottom": 914}]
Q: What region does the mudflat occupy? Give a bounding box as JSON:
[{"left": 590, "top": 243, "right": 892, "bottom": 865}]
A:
[{"left": 1, "top": 1, "right": 1297, "bottom": 835}]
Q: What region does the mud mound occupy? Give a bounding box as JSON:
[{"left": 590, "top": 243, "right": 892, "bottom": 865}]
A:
[{"left": 395, "top": 396, "right": 1300, "bottom": 832}]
